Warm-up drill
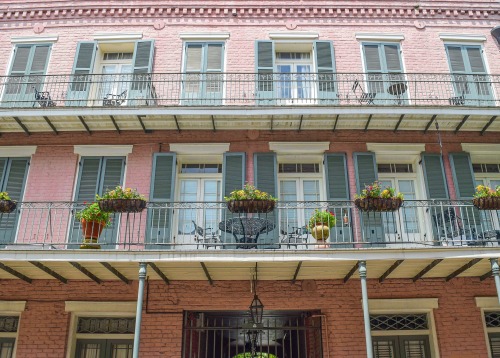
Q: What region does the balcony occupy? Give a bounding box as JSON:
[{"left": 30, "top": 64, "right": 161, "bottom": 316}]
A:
[{"left": 1, "top": 200, "right": 499, "bottom": 251}]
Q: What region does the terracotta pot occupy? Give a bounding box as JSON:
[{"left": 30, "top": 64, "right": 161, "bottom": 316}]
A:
[
  {"left": 226, "top": 199, "right": 275, "bottom": 214},
  {"left": 80, "top": 219, "right": 105, "bottom": 249},
  {"left": 311, "top": 224, "right": 330, "bottom": 240},
  {"left": 354, "top": 197, "right": 403, "bottom": 212},
  {"left": 473, "top": 197, "right": 500, "bottom": 210},
  {"left": 0, "top": 200, "right": 16, "bottom": 213},
  {"left": 98, "top": 198, "right": 147, "bottom": 213}
]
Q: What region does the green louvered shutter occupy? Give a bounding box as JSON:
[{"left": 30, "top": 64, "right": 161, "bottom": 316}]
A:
[
  {"left": 204, "top": 43, "right": 224, "bottom": 105},
  {"left": 314, "top": 41, "right": 337, "bottom": 104},
  {"left": 255, "top": 40, "right": 275, "bottom": 105},
  {"left": 0, "top": 158, "right": 29, "bottom": 245},
  {"left": 353, "top": 152, "right": 385, "bottom": 246},
  {"left": 222, "top": 153, "right": 246, "bottom": 246},
  {"left": 421, "top": 154, "right": 449, "bottom": 200},
  {"left": 129, "top": 40, "right": 155, "bottom": 105},
  {"left": 147, "top": 153, "right": 176, "bottom": 249},
  {"left": 3, "top": 44, "right": 51, "bottom": 108},
  {"left": 325, "top": 153, "right": 352, "bottom": 246},
  {"left": 66, "top": 42, "right": 97, "bottom": 106},
  {"left": 254, "top": 153, "right": 278, "bottom": 248}
]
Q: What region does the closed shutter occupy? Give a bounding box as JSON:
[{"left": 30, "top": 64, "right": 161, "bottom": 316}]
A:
[
  {"left": 254, "top": 153, "right": 278, "bottom": 248},
  {"left": 129, "top": 40, "right": 155, "bottom": 103},
  {"left": 66, "top": 42, "right": 97, "bottom": 106},
  {"left": 147, "top": 153, "right": 176, "bottom": 248},
  {"left": 421, "top": 154, "right": 449, "bottom": 199},
  {"left": 222, "top": 153, "right": 246, "bottom": 246},
  {"left": 489, "top": 333, "right": 500, "bottom": 358},
  {"left": 354, "top": 152, "right": 385, "bottom": 245},
  {"left": 255, "top": 40, "right": 275, "bottom": 105},
  {"left": 314, "top": 41, "right": 337, "bottom": 103},
  {"left": 449, "top": 153, "right": 475, "bottom": 199},
  {"left": 400, "top": 336, "right": 431, "bottom": 358},
  {"left": 205, "top": 44, "right": 224, "bottom": 102},
  {"left": 325, "top": 153, "right": 352, "bottom": 246},
  {"left": 372, "top": 337, "right": 396, "bottom": 358}
]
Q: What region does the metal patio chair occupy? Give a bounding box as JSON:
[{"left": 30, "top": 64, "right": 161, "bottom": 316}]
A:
[
  {"left": 280, "top": 225, "right": 308, "bottom": 249},
  {"left": 352, "top": 80, "right": 376, "bottom": 105},
  {"left": 103, "top": 90, "right": 127, "bottom": 107},
  {"left": 33, "top": 87, "right": 56, "bottom": 107},
  {"left": 192, "top": 220, "right": 221, "bottom": 249}
]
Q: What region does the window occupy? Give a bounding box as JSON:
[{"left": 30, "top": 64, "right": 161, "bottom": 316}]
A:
[
  {"left": 2, "top": 44, "right": 51, "bottom": 107},
  {"left": 182, "top": 42, "right": 224, "bottom": 105},
  {"left": 484, "top": 311, "right": 500, "bottom": 357},
  {"left": 445, "top": 44, "right": 492, "bottom": 106},
  {"left": 0, "top": 316, "right": 19, "bottom": 358}
]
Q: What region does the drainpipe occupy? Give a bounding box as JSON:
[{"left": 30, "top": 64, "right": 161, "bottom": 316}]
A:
[
  {"left": 490, "top": 258, "right": 500, "bottom": 304},
  {"left": 359, "top": 261, "right": 373, "bottom": 358},
  {"left": 133, "top": 262, "right": 147, "bottom": 358}
]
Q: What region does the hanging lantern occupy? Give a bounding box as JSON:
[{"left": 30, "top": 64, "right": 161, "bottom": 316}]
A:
[{"left": 249, "top": 294, "right": 264, "bottom": 325}]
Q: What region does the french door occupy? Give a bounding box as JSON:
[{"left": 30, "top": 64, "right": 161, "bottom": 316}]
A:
[
  {"left": 75, "top": 339, "right": 133, "bottom": 358},
  {"left": 99, "top": 64, "right": 133, "bottom": 105},
  {"left": 276, "top": 63, "right": 314, "bottom": 104}
]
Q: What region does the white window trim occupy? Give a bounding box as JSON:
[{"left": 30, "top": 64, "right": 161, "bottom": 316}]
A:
[
  {"left": 355, "top": 33, "right": 405, "bottom": 41},
  {"left": 0, "top": 301, "right": 25, "bottom": 358},
  {"left": 0, "top": 146, "right": 36, "bottom": 157},
  {"left": 462, "top": 144, "right": 500, "bottom": 164},
  {"left": 369, "top": 298, "right": 440, "bottom": 358},
  {"left": 439, "top": 33, "right": 487, "bottom": 42},
  {"left": 476, "top": 297, "right": 500, "bottom": 358},
  {"left": 180, "top": 32, "right": 230, "bottom": 40},
  {"left": 270, "top": 142, "right": 330, "bottom": 154},
  {"left": 367, "top": 143, "right": 425, "bottom": 164},
  {"left": 11, "top": 36, "right": 58, "bottom": 44},
  {"left": 65, "top": 301, "right": 136, "bottom": 358},
  {"left": 171, "top": 143, "right": 229, "bottom": 164},
  {"left": 73, "top": 145, "right": 133, "bottom": 157},
  {"left": 269, "top": 32, "right": 319, "bottom": 40},
  {"left": 93, "top": 33, "right": 143, "bottom": 41}
]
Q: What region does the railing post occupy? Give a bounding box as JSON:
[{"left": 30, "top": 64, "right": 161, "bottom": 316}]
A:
[
  {"left": 490, "top": 258, "right": 500, "bottom": 304},
  {"left": 133, "top": 262, "right": 147, "bottom": 358},
  {"left": 359, "top": 260, "right": 373, "bottom": 358}
]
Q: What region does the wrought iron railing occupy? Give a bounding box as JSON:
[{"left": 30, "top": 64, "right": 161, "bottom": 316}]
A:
[
  {"left": 0, "top": 72, "right": 498, "bottom": 108},
  {"left": 0, "top": 200, "right": 498, "bottom": 250}
]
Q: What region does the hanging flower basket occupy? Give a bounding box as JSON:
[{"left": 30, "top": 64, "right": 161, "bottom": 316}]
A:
[
  {"left": 98, "top": 198, "right": 147, "bottom": 213},
  {"left": 227, "top": 199, "right": 275, "bottom": 214},
  {"left": 354, "top": 197, "right": 403, "bottom": 212},
  {"left": 0, "top": 200, "right": 17, "bottom": 214},
  {"left": 473, "top": 197, "right": 500, "bottom": 210}
]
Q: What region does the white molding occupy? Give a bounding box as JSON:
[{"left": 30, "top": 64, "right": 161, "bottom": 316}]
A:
[
  {"left": 475, "top": 297, "right": 500, "bottom": 309},
  {"left": 369, "top": 298, "right": 439, "bottom": 313},
  {"left": 439, "top": 33, "right": 487, "bottom": 42},
  {"left": 93, "top": 33, "right": 143, "bottom": 41},
  {"left": 269, "top": 142, "right": 330, "bottom": 154},
  {"left": 74, "top": 145, "right": 133, "bottom": 157},
  {"left": 366, "top": 143, "right": 424, "bottom": 164},
  {"left": 180, "top": 32, "right": 230, "bottom": 40},
  {"left": 169, "top": 143, "right": 229, "bottom": 155},
  {"left": 461, "top": 143, "right": 500, "bottom": 163},
  {"left": 278, "top": 154, "right": 324, "bottom": 163},
  {"left": 11, "top": 35, "right": 58, "bottom": 44},
  {"left": 269, "top": 32, "right": 319, "bottom": 40},
  {"left": 65, "top": 301, "right": 136, "bottom": 314},
  {"left": 356, "top": 33, "right": 405, "bottom": 41},
  {"left": 0, "top": 301, "right": 26, "bottom": 313},
  {"left": 0, "top": 146, "right": 37, "bottom": 157}
]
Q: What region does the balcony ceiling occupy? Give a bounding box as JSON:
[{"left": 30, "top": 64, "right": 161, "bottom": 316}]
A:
[
  {"left": 0, "top": 248, "right": 498, "bottom": 284},
  {"left": 0, "top": 106, "right": 499, "bottom": 134}
]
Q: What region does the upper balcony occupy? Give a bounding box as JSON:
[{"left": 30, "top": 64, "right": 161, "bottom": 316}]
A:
[{"left": 0, "top": 72, "right": 499, "bottom": 133}]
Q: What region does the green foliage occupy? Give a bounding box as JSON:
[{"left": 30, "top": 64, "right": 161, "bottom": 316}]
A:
[
  {"left": 0, "top": 192, "right": 12, "bottom": 201},
  {"left": 355, "top": 181, "right": 404, "bottom": 200},
  {"left": 232, "top": 354, "right": 277, "bottom": 358},
  {"left": 75, "top": 202, "right": 111, "bottom": 225},
  {"left": 96, "top": 186, "right": 146, "bottom": 201},
  {"left": 224, "top": 183, "right": 277, "bottom": 202},
  {"left": 474, "top": 184, "right": 500, "bottom": 198},
  {"left": 308, "top": 209, "right": 336, "bottom": 229}
]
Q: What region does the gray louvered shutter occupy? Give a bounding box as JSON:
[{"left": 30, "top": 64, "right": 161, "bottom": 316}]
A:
[
  {"left": 466, "top": 47, "right": 491, "bottom": 100},
  {"left": 447, "top": 46, "right": 466, "bottom": 73},
  {"left": 421, "top": 154, "right": 449, "bottom": 199},
  {"left": 100, "top": 158, "right": 125, "bottom": 194},
  {"left": 255, "top": 40, "right": 275, "bottom": 105},
  {"left": 222, "top": 152, "right": 246, "bottom": 246},
  {"left": 373, "top": 337, "right": 396, "bottom": 358},
  {"left": 314, "top": 41, "right": 337, "bottom": 104},
  {"left": 400, "top": 336, "right": 431, "bottom": 358},
  {"left": 489, "top": 333, "right": 500, "bottom": 358},
  {"left": 325, "top": 153, "right": 352, "bottom": 246},
  {"left": 66, "top": 42, "right": 97, "bottom": 106},
  {"left": 254, "top": 153, "right": 278, "bottom": 248},
  {"left": 353, "top": 152, "right": 385, "bottom": 246},
  {"left": 384, "top": 44, "right": 403, "bottom": 73},
  {"left": 449, "top": 153, "right": 475, "bottom": 199},
  {"left": 0, "top": 158, "right": 29, "bottom": 245},
  {"left": 147, "top": 153, "right": 176, "bottom": 248},
  {"left": 205, "top": 44, "right": 224, "bottom": 104},
  {"left": 129, "top": 40, "right": 155, "bottom": 103}
]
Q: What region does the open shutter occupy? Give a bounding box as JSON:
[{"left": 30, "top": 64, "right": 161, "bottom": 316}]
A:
[
  {"left": 129, "top": 40, "right": 155, "bottom": 104},
  {"left": 66, "top": 42, "right": 97, "bottom": 106},
  {"left": 147, "top": 153, "right": 176, "bottom": 249},
  {"left": 0, "top": 158, "right": 29, "bottom": 245},
  {"left": 222, "top": 153, "right": 246, "bottom": 246},
  {"left": 182, "top": 43, "right": 204, "bottom": 105},
  {"left": 204, "top": 44, "right": 224, "bottom": 104},
  {"left": 383, "top": 44, "right": 403, "bottom": 73},
  {"left": 354, "top": 152, "right": 385, "bottom": 246},
  {"left": 314, "top": 41, "right": 337, "bottom": 104},
  {"left": 465, "top": 47, "right": 492, "bottom": 102},
  {"left": 254, "top": 153, "right": 278, "bottom": 248},
  {"left": 324, "top": 153, "right": 352, "bottom": 246},
  {"left": 449, "top": 153, "right": 475, "bottom": 199},
  {"left": 421, "top": 154, "right": 449, "bottom": 199},
  {"left": 255, "top": 40, "right": 275, "bottom": 105}
]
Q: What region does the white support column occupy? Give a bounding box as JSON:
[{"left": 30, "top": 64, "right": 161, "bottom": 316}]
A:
[
  {"left": 133, "top": 262, "right": 147, "bottom": 358},
  {"left": 359, "top": 261, "right": 373, "bottom": 358},
  {"left": 490, "top": 258, "right": 500, "bottom": 304}
]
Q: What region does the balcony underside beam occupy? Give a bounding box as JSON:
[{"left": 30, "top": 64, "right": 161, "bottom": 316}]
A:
[
  {"left": 109, "top": 115, "right": 121, "bottom": 133},
  {"left": 332, "top": 114, "right": 339, "bottom": 132},
  {"left": 480, "top": 269, "right": 492, "bottom": 281},
  {"left": 298, "top": 115, "right": 304, "bottom": 132},
  {"left": 481, "top": 115, "right": 497, "bottom": 135},
  {"left": 78, "top": 116, "right": 91, "bottom": 134},
  {"left": 343, "top": 261, "right": 359, "bottom": 283},
  {"left": 379, "top": 260, "right": 404, "bottom": 283},
  {"left": 100, "top": 262, "right": 130, "bottom": 284},
  {"left": 423, "top": 115, "right": 437, "bottom": 133},
  {"left": 200, "top": 262, "right": 214, "bottom": 285},
  {"left": 0, "top": 262, "right": 32, "bottom": 283},
  {"left": 43, "top": 116, "right": 58, "bottom": 134},
  {"left": 136, "top": 115, "right": 151, "bottom": 134},
  {"left": 364, "top": 114, "right": 373, "bottom": 131},
  {"left": 69, "top": 262, "right": 102, "bottom": 284},
  {"left": 211, "top": 115, "right": 216, "bottom": 132},
  {"left": 173, "top": 115, "right": 181, "bottom": 132},
  {"left": 291, "top": 261, "right": 303, "bottom": 284},
  {"left": 412, "top": 259, "right": 442, "bottom": 282},
  {"left": 148, "top": 262, "right": 170, "bottom": 285},
  {"left": 445, "top": 258, "right": 482, "bottom": 281},
  {"left": 29, "top": 261, "right": 67, "bottom": 283},
  {"left": 13, "top": 116, "right": 30, "bottom": 135},
  {"left": 454, "top": 115, "right": 470, "bottom": 133},
  {"left": 393, "top": 114, "right": 405, "bottom": 132}
]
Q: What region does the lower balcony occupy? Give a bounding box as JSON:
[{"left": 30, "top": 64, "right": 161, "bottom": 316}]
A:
[{"left": 0, "top": 200, "right": 499, "bottom": 251}]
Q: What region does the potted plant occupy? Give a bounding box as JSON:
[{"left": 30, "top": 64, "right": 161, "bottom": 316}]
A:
[
  {"left": 354, "top": 181, "right": 404, "bottom": 212},
  {"left": 75, "top": 202, "right": 111, "bottom": 249},
  {"left": 473, "top": 184, "right": 500, "bottom": 210},
  {"left": 0, "top": 192, "right": 16, "bottom": 214},
  {"left": 224, "top": 183, "right": 277, "bottom": 213},
  {"left": 97, "top": 186, "right": 147, "bottom": 213},
  {"left": 308, "top": 209, "right": 336, "bottom": 241}
]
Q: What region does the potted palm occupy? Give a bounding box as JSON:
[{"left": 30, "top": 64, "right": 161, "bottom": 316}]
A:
[
  {"left": 97, "top": 186, "right": 147, "bottom": 213},
  {"left": 354, "top": 181, "right": 404, "bottom": 212},
  {"left": 0, "top": 192, "right": 16, "bottom": 214},
  {"left": 473, "top": 185, "right": 500, "bottom": 210},
  {"left": 308, "top": 210, "right": 336, "bottom": 242},
  {"left": 75, "top": 202, "right": 111, "bottom": 249},
  {"left": 224, "top": 183, "right": 277, "bottom": 214}
]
